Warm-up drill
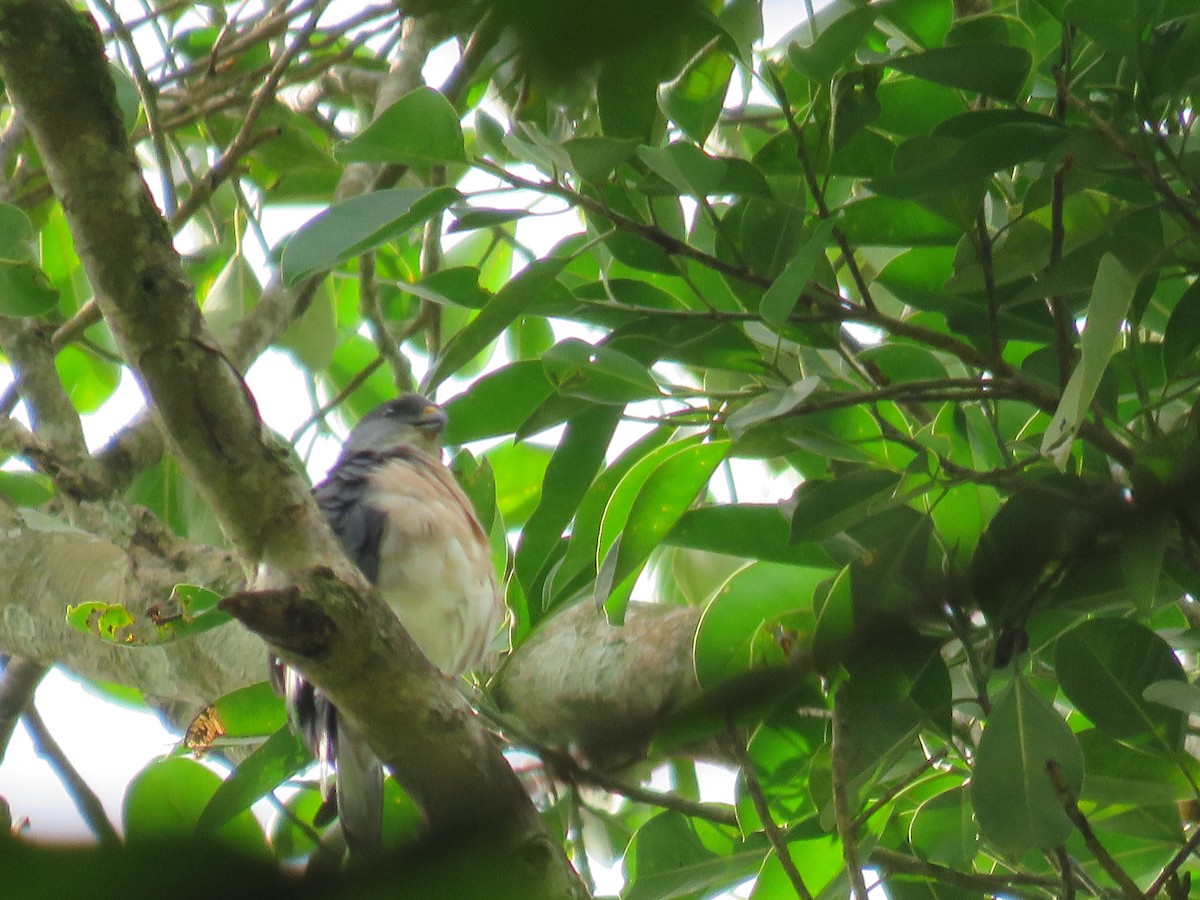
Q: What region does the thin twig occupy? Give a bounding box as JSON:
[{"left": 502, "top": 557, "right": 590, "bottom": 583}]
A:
[
  {"left": 733, "top": 734, "right": 816, "bottom": 900},
  {"left": 359, "top": 251, "right": 413, "bottom": 392},
  {"left": 869, "top": 847, "right": 1060, "bottom": 899},
  {"left": 0, "top": 658, "right": 48, "bottom": 760},
  {"left": 1068, "top": 95, "right": 1200, "bottom": 235},
  {"left": 831, "top": 690, "right": 870, "bottom": 900},
  {"left": 92, "top": 0, "right": 177, "bottom": 216},
  {"left": 542, "top": 750, "right": 738, "bottom": 828},
  {"left": 853, "top": 746, "right": 950, "bottom": 830},
  {"left": 1146, "top": 825, "right": 1200, "bottom": 898},
  {"left": 1054, "top": 845, "right": 1077, "bottom": 900},
  {"left": 1048, "top": 28, "right": 1076, "bottom": 391},
  {"left": 22, "top": 705, "right": 120, "bottom": 844},
  {"left": 1045, "top": 759, "right": 1146, "bottom": 900}
]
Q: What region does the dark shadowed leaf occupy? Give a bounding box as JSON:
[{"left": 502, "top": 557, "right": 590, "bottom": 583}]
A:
[{"left": 972, "top": 677, "right": 1082, "bottom": 858}]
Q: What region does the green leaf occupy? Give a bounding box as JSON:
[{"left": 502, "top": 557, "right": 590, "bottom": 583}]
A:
[
  {"left": 760, "top": 218, "right": 838, "bottom": 328},
  {"left": 482, "top": 442, "right": 551, "bottom": 530},
  {"left": 624, "top": 812, "right": 766, "bottom": 900},
  {"left": 787, "top": 6, "right": 878, "bottom": 83},
  {"left": 280, "top": 187, "right": 460, "bottom": 287},
  {"left": 564, "top": 136, "right": 639, "bottom": 184},
  {"left": 658, "top": 45, "right": 735, "bottom": 143},
  {"left": 205, "top": 682, "right": 288, "bottom": 739},
  {"left": 788, "top": 469, "right": 901, "bottom": 543},
  {"left": 838, "top": 196, "right": 959, "bottom": 246},
  {"left": 597, "top": 441, "right": 730, "bottom": 622},
  {"left": 871, "top": 118, "right": 1066, "bottom": 198},
  {"left": 1055, "top": 617, "right": 1186, "bottom": 749},
  {"left": 908, "top": 787, "right": 978, "bottom": 869},
  {"left": 66, "top": 601, "right": 137, "bottom": 644},
  {"left": 336, "top": 87, "right": 465, "bottom": 166},
  {"left": 972, "top": 677, "right": 1083, "bottom": 858},
  {"left": 0, "top": 470, "right": 56, "bottom": 506},
  {"left": 694, "top": 562, "right": 825, "bottom": 688},
  {"left": 1041, "top": 254, "right": 1137, "bottom": 463},
  {"left": 542, "top": 338, "right": 661, "bottom": 404},
  {"left": 515, "top": 405, "right": 622, "bottom": 597},
  {"left": 426, "top": 258, "right": 569, "bottom": 389},
  {"left": 547, "top": 427, "right": 679, "bottom": 613},
  {"left": 666, "top": 504, "right": 837, "bottom": 568},
  {"left": 55, "top": 346, "right": 120, "bottom": 413},
  {"left": 441, "top": 361, "right": 554, "bottom": 444},
  {"left": 725, "top": 379, "right": 823, "bottom": 439},
  {"left": 196, "top": 727, "right": 309, "bottom": 834},
  {"left": 0, "top": 261, "right": 59, "bottom": 317},
  {"left": 886, "top": 42, "right": 1032, "bottom": 100},
  {"left": 123, "top": 757, "right": 267, "bottom": 855},
  {"left": 448, "top": 208, "right": 530, "bottom": 233},
  {"left": 1162, "top": 278, "right": 1200, "bottom": 375}
]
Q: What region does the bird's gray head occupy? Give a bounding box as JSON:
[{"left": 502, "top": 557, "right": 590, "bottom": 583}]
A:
[{"left": 341, "top": 394, "right": 448, "bottom": 459}]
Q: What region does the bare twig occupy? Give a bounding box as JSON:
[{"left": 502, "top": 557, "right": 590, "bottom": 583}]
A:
[
  {"left": 22, "top": 705, "right": 120, "bottom": 844},
  {"left": 869, "top": 847, "right": 1060, "bottom": 899},
  {"left": 0, "top": 657, "right": 48, "bottom": 760},
  {"left": 1046, "top": 759, "right": 1146, "bottom": 900},
  {"left": 831, "top": 690, "right": 870, "bottom": 900},
  {"left": 542, "top": 750, "right": 738, "bottom": 828},
  {"left": 1146, "top": 826, "right": 1200, "bottom": 898},
  {"left": 733, "top": 732, "right": 816, "bottom": 900}
]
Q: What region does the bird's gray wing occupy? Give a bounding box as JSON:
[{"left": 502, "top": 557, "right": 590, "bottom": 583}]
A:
[{"left": 291, "top": 448, "right": 399, "bottom": 854}]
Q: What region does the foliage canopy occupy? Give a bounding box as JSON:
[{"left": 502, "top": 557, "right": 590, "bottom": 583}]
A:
[{"left": 3, "top": 0, "right": 1200, "bottom": 897}]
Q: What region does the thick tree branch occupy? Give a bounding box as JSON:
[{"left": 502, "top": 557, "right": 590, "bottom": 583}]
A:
[
  {"left": 491, "top": 601, "right": 702, "bottom": 762},
  {"left": 0, "top": 5, "right": 579, "bottom": 887}
]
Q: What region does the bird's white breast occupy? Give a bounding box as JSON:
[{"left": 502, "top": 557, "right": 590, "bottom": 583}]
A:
[{"left": 367, "top": 458, "right": 500, "bottom": 675}]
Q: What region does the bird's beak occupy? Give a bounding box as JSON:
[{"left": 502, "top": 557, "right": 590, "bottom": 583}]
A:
[{"left": 415, "top": 404, "right": 448, "bottom": 432}]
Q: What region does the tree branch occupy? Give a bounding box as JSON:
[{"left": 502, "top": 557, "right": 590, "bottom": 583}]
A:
[{"left": 0, "top": 6, "right": 580, "bottom": 888}]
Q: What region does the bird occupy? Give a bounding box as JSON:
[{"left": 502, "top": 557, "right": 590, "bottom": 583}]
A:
[{"left": 265, "top": 394, "right": 502, "bottom": 853}]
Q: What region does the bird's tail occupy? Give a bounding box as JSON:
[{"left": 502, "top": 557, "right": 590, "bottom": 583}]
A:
[{"left": 333, "top": 718, "right": 384, "bottom": 855}]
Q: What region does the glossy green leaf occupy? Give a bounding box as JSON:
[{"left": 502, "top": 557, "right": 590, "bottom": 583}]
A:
[
  {"left": 1162, "top": 278, "right": 1200, "bottom": 375},
  {"left": 426, "top": 258, "right": 569, "bottom": 388},
  {"left": 838, "top": 195, "right": 958, "bottom": 246},
  {"left": 1055, "top": 617, "right": 1186, "bottom": 748},
  {"left": 55, "top": 346, "right": 119, "bottom": 414},
  {"left": 441, "top": 361, "right": 554, "bottom": 444},
  {"left": 760, "top": 217, "right": 838, "bottom": 328},
  {"left": 886, "top": 42, "right": 1032, "bottom": 100},
  {"left": 788, "top": 6, "right": 878, "bottom": 83},
  {"left": 483, "top": 441, "right": 553, "bottom": 527},
  {"left": 206, "top": 682, "right": 288, "bottom": 739},
  {"left": 972, "top": 677, "right": 1083, "bottom": 858},
  {"left": 788, "top": 469, "right": 901, "bottom": 543},
  {"left": 280, "top": 187, "right": 460, "bottom": 286},
  {"left": 624, "top": 812, "right": 766, "bottom": 900},
  {"left": 0, "top": 470, "right": 56, "bottom": 506},
  {"left": 871, "top": 118, "right": 1066, "bottom": 198},
  {"left": 548, "top": 427, "right": 680, "bottom": 609},
  {"left": 666, "top": 504, "right": 837, "bottom": 568},
  {"left": 123, "top": 757, "right": 267, "bottom": 855},
  {"left": 597, "top": 440, "right": 730, "bottom": 621},
  {"left": 515, "top": 405, "right": 621, "bottom": 596},
  {"left": 694, "top": 562, "right": 825, "bottom": 688},
  {"left": 908, "top": 787, "right": 978, "bottom": 869},
  {"left": 542, "top": 337, "right": 661, "bottom": 404},
  {"left": 337, "top": 87, "right": 465, "bottom": 166},
  {"left": 1042, "top": 254, "right": 1137, "bottom": 463},
  {"left": 658, "top": 45, "right": 735, "bottom": 143},
  {"left": 196, "top": 727, "right": 309, "bottom": 835}
]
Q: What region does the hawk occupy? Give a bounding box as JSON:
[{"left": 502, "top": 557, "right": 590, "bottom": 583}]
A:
[{"left": 266, "top": 394, "right": 502, "bottom": 852}]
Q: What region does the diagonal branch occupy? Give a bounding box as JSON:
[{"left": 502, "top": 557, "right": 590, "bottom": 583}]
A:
[{"left": 0, "top": 3, "right": 577, "bottom": 886}]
